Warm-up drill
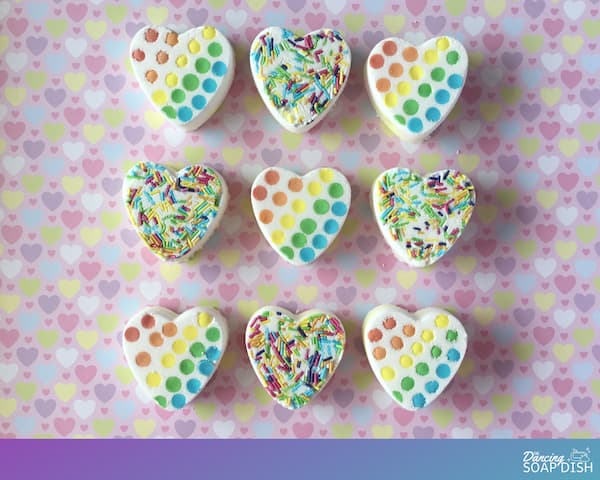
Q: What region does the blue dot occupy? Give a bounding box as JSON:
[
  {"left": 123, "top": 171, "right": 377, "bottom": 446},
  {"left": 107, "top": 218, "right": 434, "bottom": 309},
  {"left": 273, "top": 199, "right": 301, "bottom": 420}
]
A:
[
  {"left": 435, "top": 89, "right": 450, "bottom": 104},
  {"left": 448, "top": 74, "right": 463, "bottom": 89},
  {"left": 206, "top": 346, "right": 221, "bottom": 362},
  {"left": 187, "top": 378, "right": 202, "bottom": 394},
  {"left": 177, "top": 106, "right": 193, "bottom": 122},
  {"left": 192, "top": 94, "right": 206, "bottom": 110},
  {"left": 412, "top": 393, "right": 426, "bottom": 408},
  {"left": 312, "top": 234, "right": 327, "bottom": 249},
  {"left": 447, "top": 348, "right": 461, "bottom": 362},
  {"left": 300, "top": 247, "right": 315, "bottom": 263},
  {"left": 331, "top": 201, "right": 347, "bottom": 216},
  {"left": 425, "top": 107, "right": 441, "bottom": 122},
  {"left": 407, "top": 117, "right": 423, "bottom": 133},
  {"left": 324, "top": 219, "right": 339, "bottom": 234},
  {"left": 425, "top": 380, "right": 439, "bottom": 394},
  {"left": 171, "top": 393, "right": 186, "bottom": 409},
  {"left": 436, "top": 364, "right": 451, "bottom": 379},
  {"left": 212, "top": 61, "right": 227, "bottom": 77},
  {"left": 203, "top": 78, "right": 217, "bottom": 93},
  {"left": 199, "top": 360, "right": 214, "bottom": 376}
]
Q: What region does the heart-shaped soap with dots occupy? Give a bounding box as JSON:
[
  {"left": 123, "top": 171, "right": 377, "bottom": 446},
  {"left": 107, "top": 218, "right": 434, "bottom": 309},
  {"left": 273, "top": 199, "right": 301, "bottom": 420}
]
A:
[
  {"left": 251, "top": 167, "right": 351, "bottom": 265},
  {"left": 250, "top": 27, "right": 351, "bottom": 132},
  {"left": 123, "top": 306, "right": 228, "bottom": 411},
  {"left": 123, "top": 162, "right": 228, "bottom": 262},
  {"left": 371, "top": 168, "right": 475, "bottom": 267},
  {"left": 366, "top": 36, "right": 467, "bottom": 142},
  {"left": 130, "top": 25, "right": 235, "bottom": 131},
  {"left": 363, "top": 304, "right": 467, "bottom": 410},
  {"left": 246, "top": 306, "right": 346, "bottom": 409}
]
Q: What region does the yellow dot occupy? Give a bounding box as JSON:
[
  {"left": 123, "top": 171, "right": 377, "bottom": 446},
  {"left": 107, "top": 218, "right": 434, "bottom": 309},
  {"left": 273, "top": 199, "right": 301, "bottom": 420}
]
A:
[
  {"left": 271, "top": 230, "right": 285, "bottom": 245},
  {"left": 319, "top": 168, "right": 334, "bottom": 182},
  {"left": 146, "top": 372, "right": 161, "bottom": 388},
  {"left": 176, "top": 55, "right": 188, "bottom": 67},
  {"left": 188, "top": 39, "right": 201, "bottom": 54},
  {"left": 292, "top": 199, "right": 306, "bottom": 213},
  {"left": 412, "top": 342, "right": 423, "bottom": 355},
  {"left": 197, "top": 312, "right": 212, "bottom": 327},
  {"left": 381, "top": 366, "right": 396, "bottom": 381},
  {"left": 409, "top": 66, "right": 424, "bottom": 80},
  {"left": 280, "top": 214, "right": 295, "bottom": 229},
  {"left": 151, "top": 89, "right": 167, "bottom": 105},
  {"left": 424, "top": 49, "right": 438, "bottom": 64},
  {"left": 161, "top": 354, "right": 175, "bottom": 368},
  {"left": 165, "top": 73, "right": 178, "bottom": 87},
  {"left": 400, "top": 355, "right": 413, "bottom": 368},
  {"left": 202, "top": 26, "right": 216, "bottom": 40},
  {"left": 308, "top": 181, "right": 322, "bottom": 196},
  {"left": 435, "top": 314, "right": 449, "bottom": 328},
  {"left": 183, "top": 325, "right": 198, "bottom": 340},
  {"left": 384, "top": 92, "right": 398, "bottom": 107},
  {"left": 172, "top": 340, "right": 187, "bottom": 354},
  {"left": 421, "top": 330, "right": 434, "bottom": 342},
  {"left": 397, "top": 81, "right": 411, "bottom": 95},
  {"left": 437, "top": 37, "right": 450, "bottom": 51}
]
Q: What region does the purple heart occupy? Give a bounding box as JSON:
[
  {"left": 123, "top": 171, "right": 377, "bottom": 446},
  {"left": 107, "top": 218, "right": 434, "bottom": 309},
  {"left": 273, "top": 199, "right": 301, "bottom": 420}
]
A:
[
  {"left": 99, "top": 280, "right": 120, "bottom": 299},
  {"left": 574, "top": 294, "right": 594, "bottom": 313},
  {"left": 413, "top": 426, "right": 434, "bottom": 438},
  {"left": 120, "top": 229, "right": 139, "bottom": 247},
  {"left": 258, "top": 249, "right": 279, "bottom": 268},
  {"left": 519, "top": 103, "right": 541, "bottom": 122},
  {"left": 199, "top": 264, "right": 221, "bottom": 282},
  {"left": 23, "top": 140, "right": 45, "bottom": 159},
  {"left": 41, "top": 191, "right": 63, "bottom": 210},
  {"left": 425, "top": 15, "right": 446, "bottom": 35},
  {"left": 516, "top": 205, "right": 538, "bottom": 224},
  {"left": 126, "top": 22, "right": 145, "bottom": 38},
  {"left": 359, "top": 133, "right": 380, "bottom": 152},
  {"left": 336, "top": 286, "right": 356, "bottom": 305},
  {"left": 273, "top": 403, "right": 294, "bottom": 423},
  {"left": 123, "top": 126, "right": 144, "bottom": 145},
  {"left": 187, "top": 8, "right": 208, "bottom": 25},
  {"left": 95, "top": 383, "right": 116, "bottom": 403},
  {"left": 492, "top": 359, "right": 514, "bottom": 379},
  {"left": 174, "top": 419, "right": 196, "bottom": 438},
  {"left": 20, "top": 243, "right": 42, "bottom": 263},
  {"left": 26, "top": 36, "right": 48, "bottom": 56},
  {"left": 595, "top": 242, "right": 600, "bottom": 257},
  {"left": 17, "top": 347, "right": 38, "bottom": 366},
  {"left": 44, "top": 88, "right": 66, "bottom": 107},
  {"left": 512, "top": 411, "right": 532, "bottom": 430},
  {"left": 332, "top": 388, "right": 354, "bottom": 408},
  {"left": 494, "top": 257, "right": 516, "bottom": 276},
  {"left": 261, "top": 148, "right": 282, "bottom": 166},
  {"left": 497, "top": 155, "right": 519, "bottom": 174},
  {"left": 513, "top": 308, "right": 534, "bottom": 327},
  {"left": 38, "top": 295, "right": 60, "bottom": 314},
  {"left": 576, "top": 191, "right": 597, "bottom": 209},
  {"left": 435, "top": 271, "right": 456, "bottom": 290},
  {"left": 581, "top": 88, "right": 600, "bottom": 107},
  {"left": 277, "top": 300, "right": 298, "bottom": 313},
  {"left": 572, "top": 396, "right": 592, "bottom": 415},
  {"left": 501, "top": 52, "right": 523, "bottom": 70},
  {"left": 592, "top": 345, "right": 600, "bottom": 363},
  {"left": 102, "top": 177, "right": 122, "bottom": 196},
  {"left": 362, "top": 31, "right": 384, "bottom": 48},
  {"left": 524, "top": 0, "right": 546, "bottom": 18},
  {"left": 356, "top": 235, "right": 377, "bottom": 254},
  {"left": 34, "top": 398, "right": 56, "bottom": 418},
  {"left": 104, "top": 74, "right": 125, "bottom": 94},
  {"left": 285, "top": 0, "right": 306, "bottom": 13}
]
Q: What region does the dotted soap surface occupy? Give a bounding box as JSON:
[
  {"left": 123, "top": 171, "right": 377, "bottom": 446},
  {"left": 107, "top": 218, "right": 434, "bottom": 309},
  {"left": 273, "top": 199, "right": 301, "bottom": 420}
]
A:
[{"left": 363, "top": 305, "right": 467, "bottom": 411}]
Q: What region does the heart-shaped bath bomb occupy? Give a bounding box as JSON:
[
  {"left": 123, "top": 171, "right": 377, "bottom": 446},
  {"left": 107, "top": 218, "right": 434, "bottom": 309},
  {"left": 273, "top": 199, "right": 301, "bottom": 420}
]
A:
[
  {"left": 250, "top": 27, "right": 351, "bottom": 132},
  {"left": 130, "top": 25, "right": 235, "bottom": 131},
  {"left": 123, "top": 162, "right": 228, "bottom": 261},
  {"left": 246, "top": 306, "right": 345, "bottom": 409},
  {"left": 251, "top": 167, "right": 351, "bottom": 265},
  {"left": 372, "top": 168, "right": 475, "bottom": 267},
  {"left": 365, "top": 36, "right": 468, "bottom": 142},
  {"left": 363, "top": 304, "right": 467, "bottom": 410},
  {"left": 123, "top": 306, "right": 228, "bottom": 411}
]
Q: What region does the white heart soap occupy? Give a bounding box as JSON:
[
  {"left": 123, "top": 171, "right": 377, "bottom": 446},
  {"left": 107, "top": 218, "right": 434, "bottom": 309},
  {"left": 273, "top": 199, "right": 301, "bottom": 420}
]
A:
[
  {"left": 123, "top": 306, "right": 228, "bottom": 411},
  {"left": 363, "top": 304, "right": 467, "bottom": 410},
  {"left": 130, "top": 25, "right": 235, "bottom": 131},
  {"left": 365, "top": 36, "right": 468, "bottom": 142},
  {"left": 246, "top": 306, "right": 346, "bottom": 409},
  {"left": 250, "top": 27, "right": 351, "bottom": 132},
  {"left": 371, "top": 168, "right": 475, "bottom": 267}
]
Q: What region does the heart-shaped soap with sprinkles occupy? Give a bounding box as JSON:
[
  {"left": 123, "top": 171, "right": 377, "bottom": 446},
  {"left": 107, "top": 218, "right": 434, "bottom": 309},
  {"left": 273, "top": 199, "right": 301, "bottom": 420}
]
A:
[
  {"left": 246, "top": 306, "right": 346, "bottom": 410},
  {"left": 363, "top": 305, "right": 467, "bottom": 410},
  {"left": 251, "top": 167, "right": 351, "bottom": 265},
  {"left": 123, "top": 162, "right": 228, "bottom": 262},
  {"left": 365, "top": 36, "right": 468, "bottom": 142},
  {"left": 130, "top": 25, "right": 235, "bottom": 131},
  {"left": 371, "top": 168, "right": 475, "bottom": 267},
  {"left": 250, "top": 27, "right": 351, "bottom": 132},
  {"left": 123, "top": 306, "right": 228, "bottom": 411}
]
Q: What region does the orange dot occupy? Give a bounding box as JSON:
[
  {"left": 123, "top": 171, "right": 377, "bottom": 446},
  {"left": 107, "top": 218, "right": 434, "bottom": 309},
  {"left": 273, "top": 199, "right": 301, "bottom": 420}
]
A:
[
  {"left": 149, "top": 332, "right": 163, "bottom": 347},
  {"left": 156, "top": 51, "right": 169, "bottom": 64},
  {"left": 389, "top": 63, "right": 403, "bottom": 77},
  {"left": 369, "top": 54, "right": 384, "bottom": 69},
  {"left": 391, "top": 336, "right": 404, "bottom": 350},
  {"left": 141, "top": 314, "right": 155, "bottom": 329},
  {"left": 253, "top": 185, "right": 267, "bottom": 201},
  {"left": 368, "top": 328, "right": 383, "bottom": 342},
  {"left": 145, "top": 70, "right": 158, "bottom": 83},
  {"left": 403, "top": 324, "right": 415, "bottom": 337},
  {"left": 382, "top": 40, "right": 398, "bottom": 56},
  {"left": 403, "top": 47, "right": 418, "bottom": 62},
  {"left": 162, "top": 322, "right": 177, "bottom": 337},
  {"left": 135, "top": 352, "right": 151, "bottom": 367},
  {"left": 265, "top": 170, "right": 280, "bottom": 185},
  {"left": 376, "top": 78, "right": 391, "bottom": 92},
  {"left": 165, "top": 32, "right": 179, "bottom": 46},
  {"left": 373, "top": 346, "right": 387, "bottom": 360},
  {"left": 273, "top": 192, "right": 287, "bottom": 206},
  {"left": 124, "top": 327, "right": 139, "bottom": 342},
  {"left": 145, "top": 28, "right": 158, "bottom": 42},
  {"left": 259, "top": 209, "right": 273, "bottom": 224},
  {"left": 288, "top": 177, "right": 303, "bottom": 192},
  {"left": 383, "top": 317, "right": 397, "bottom": 329},
  {"left": 131, "top": 49, "right": 145, "bottom": 62}
]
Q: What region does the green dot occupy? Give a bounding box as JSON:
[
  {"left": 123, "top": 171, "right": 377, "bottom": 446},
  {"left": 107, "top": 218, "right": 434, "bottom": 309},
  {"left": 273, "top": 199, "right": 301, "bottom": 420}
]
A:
[
  {"left": 415, "top": 362, "right": 430, "bottom": 376},
  {"left": 195, "top": 58, "right": 210, "bottom": 74},
  {"left": 190, "top": 342, "right": 205, "bottom": 358},
  {"left": 431, "top": 67, "right": 445, "bottom": 81},
  {"left": 446, "top": 330, "right": 458, "bottom": 342},
  {"left": 300, "top": 219, "right": 317, "bottom": 235},
  {"left": 394, "top": 114, "right": 406, "bottom": 125},
  {"left": 431, "top": 346, "right": 442, "bottom": 358},
  {"left": 403, "top": 99, "right": 418, "bottom": 115},
  {"left": 447, "top": 51, "right": 459, "bottom": 65},
  {"left": 208, "top": 42, "right": 222, "bottom": 57},
  {"left": 393, "top": 390, "right": 403, "bottom": 402},
  {"left": 401, "top": 376, "right": 415, "bottom": 391},
  {"left": 418, "top": 83, "right": 432, "bottom": 97},
  {"left": 281, "top": 246, "right": 294, "bottom": 259},
  {"left": 180, "top": 359, "right": 194, "bottom": 375},
  {"left": 166, "top": 376, "right": 181, "bottom": 393},
  {"left": 328, "top": 182, "right": 344, "bottom": 198},
  {"left": 172, "top": 89, "right": 185, "bottom": 103},
  {"left": 292, "top": 233, "right": 307, "bottom": 248},
  {"left": 162, "top": 105, "right": 176, "bottom": 118},
  {"left": 206, "top": 327, "right": 220, "bottom": 342},
  {"left": 182, "top": 74, "right": 199, "bottom": 91},
  {"left": 313, "top": 199, "right": 329, "bottom": 215},
  {"left": 154, "top": 395, "right": 167, "bottom": 408}
]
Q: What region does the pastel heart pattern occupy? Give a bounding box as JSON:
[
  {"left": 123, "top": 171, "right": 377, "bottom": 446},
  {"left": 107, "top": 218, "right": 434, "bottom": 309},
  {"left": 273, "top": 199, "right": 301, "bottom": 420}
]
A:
[
  {"left": 249, "top": 27, "right": 351, "bottom": 132},
  {"left": 123, "top": 306, "right": 228, "bottom": 411},
  {"left": 123, "top": 162, "right": 228, "bottom": 262},
  {"left": 251, "top": 167, "right": 351, "bottom": 265},
  {"left": 365, "top": 36, "right": 468, "bottom": 142},
  {"left": 245, "top": 306, "right": 345, "bottom": 409},
  {"left": 130, "top": 25, "right": 235, "bottom": 130},
  {"left": 363, "top": 304, "right": 467, "bottom": 410},
  {"left": 371, "top": 168, "right": 475, "bottom": 267}
]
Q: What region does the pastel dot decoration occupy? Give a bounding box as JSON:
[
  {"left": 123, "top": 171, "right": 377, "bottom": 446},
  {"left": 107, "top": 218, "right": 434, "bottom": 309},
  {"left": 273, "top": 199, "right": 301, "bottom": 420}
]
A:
[
  {"left": 123, "top": 307, "right": 228, "bottom": 411},
  {"left": 363, "top": 305, "right": 467, "bottom": 411},
  {"left": 251, "top": 167, "right": 351, "bottom": 266},
  {"left": 123, "top": 162, "right": 228, "bottom": 262},
  {"left": 365, "top": 36, "right": 468, "bottom": 142},
  {"left": 245, "top": 306, "right": 346, "bottom": 410},
  {"left": 250, "top": 27, "right": 351, "bottom": 133},
  {"left": 371, "top": 168, "right": 475, "bottom": 267},
  {"left": 130, "top": 25, "right": 235, "bottom": 131}
]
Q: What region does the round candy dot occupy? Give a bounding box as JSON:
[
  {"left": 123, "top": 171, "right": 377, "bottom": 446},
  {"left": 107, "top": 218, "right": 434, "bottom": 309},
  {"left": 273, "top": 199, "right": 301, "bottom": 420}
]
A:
[
  {"left": 437, "top": 37, "right": 450, "bottom": 51},
  {"left": 368, "top": 328, "right": 383, "bottom": 342},
  {"left": 312, "top": 234, "right": 327, "bottom": 249},
  {"left": 149, "top": 332, "right": 163, "bottom": 347},
  {"left": 328, "top": 182, "right": 344, "bottom": 198},
  {"left": 145, "top": 70, "right": 158, "bottom": 83},
  {"left": 203, "top": 78, "right": 217, "bottom": 93},
  {"left": 313, "top": 199, "right": 329, "bottom": 214},
  {"left": 280, "top": 214, "right": 295, "bottom": 229},
  {"left": 412, "top": 342, "right": 423, "bottom": 355},
  {"left": 415, "top": 362, "right": 429, "bottom": 376},
  {"left": 418, "top": 83, "right": 432, "bottom": 97},
  {"left": 195, "top": 58, "right": 210, "bottom": 74},
  {"left": 208, "top": 42, "right": 222, "bottom": 57},
  {"left": 265, "top": 170, "right": 280, "bottom": 185},
  {"left": 145, "top": 29, "right": 158, "bottom": 42},
  {"left": 403, "top": 324, "right": 415, "bottom": 337},
  {"left": 212, "top": 61, "right": 227, "bottom": 77},
  {"left": 393, "top": 391, "right": 403, "bottom": 402},
  {"left": 288, "top": 177, "right": 303, "bottom": 192},
  {"left": 146, "top": 372, "right": 161, "bottom": 388},
  {"left": 162, "top": 322, "right": 177, "bottom": 337},
  {"left": 171, "top": 89, "right": 185, "bottom": 104},
  {"left": 182, "top": 74, "right": 199, "bottom": 91},
  {"left": 165, "top": 32, "right": 179, "bottom": 46},
  {"left": 447, "top": 348, "right": 461, "bottom": 362},
  {"left": 421, "top": 329, "right": 434, "bottom": 342},
  {"left": 188, "top": 39, "right": 200, "bottom": 54},
  {"left": 373, "top": 346, "right": 386, "bottom": 360},
  {"left": 383, "top": 317, "right": 396, "bottom": 329},
  {"left": 197, "top": 312, "right": 212, "bottom": 327},
  {"left": 448, "top": 73, "right": 463, "bottom": 89},
  {"left": 154, "top": 396, "right": 167, "bottom": 408},
  {"left": 187, "top": 378, "right": 201, "bottom": 394},
  {"left": 412, "top": 393, "right": 426, "bottom": 408},
  {"left": 192, "top": 95, "right": 207, "bottom": 110},
  {"left": 403, "top": 46, "right": 418, "bottom": 61},
  {"left": 162, "top": 106, "right": 176, "bottom": 119},
  {"left": 431, "top": 67, "right": 445, "bottom": 82},
  {"left": 259, "top": 209, "right": 273, "bottom": 224},
  {"left": 424, "top": 49, "right": 438, "bottom": 64},
  {"left": 171, "top": 394, "right": 186, "bottom": 409},
  {"left": 395, "top": 114, "right": 406, "bottom": 125},
  {"left": 435, "top": 89, "right": 450, "bottom": 104},
  {"left": 391, "top": 336, "right": 404, "bottom": 350},
  {"left": 178, "top": 106, "right": 193, "bottom": 122},
  {"left": 446, "top": 50, "right": 459, "bottom": 64},
  {"left": 161, "top": 353, "right": 175, "bottom": 368},
  {"left": 332, "top": 201, "right": 347, "bottom": 216},
  {"left": 308, "top": 181, "right": 322, "bottom": 196},
  {"left": 135, "top": 352, "right": 151, "bottom": 367},
  {"left": 281, "top": 246, "right": 294, "bottom": 260},
  {"left": 376, "top": 78, "right": 390, "bottom": 93},
  {"left": 202, "top": 26, "right": 216, "bottom": 40},
  {"left": 425, "top": 107, "right": 441, "bottom": 122},
  {"left": 292, "top": 199, "right": 306, "bottom": 213},
  {"left": 183, "top": 325, "right": 198, "bottom": 341},
  {"left": 435, "top": 315, "right": 449, "bottom": 328},
  {"left": 172, "top": 340, "right": 187, "bottom": 354},
  {"left": 400, "top": 355, "right": 413, "bottom": 368},
  {"left": 300, "top": 218, "right": 317, "bottom": 235},
  {"left": 324, "top": 219, "right": 339, "bottom": 234},
  {"left": 436, "top": 364, "right": 451, "bottom": 379},
  {"left": 319, "top": 168, "right": 334, "bottom": 182},
  {"left": 199, "top": 360, "right": 214, "bottom": 376},
  {"left": 165, "top": 73, "right": 178, "bottom": 87},
  {"left": 292, "top": 233, "right": 307, "bottom": 248},
  {"left": 384, "top": 92, "right": 398, "bottom": 107},
  {"left": 132, "top": 49, "right": 145, "bottom": 61},
  {"left": 206, "top": 327, "right": 220, "bottom": 342},
  {"left": 156, "top": 51, "right": 169, "bottom": 64},
  {"left": 381, "top": 366, "right": 395, "bottom": 381},
  {"left": 299, "top": 248, "right": 315, "bottom": 263},
  {"left": 151, "top": 90, "right": 167, "bottom": 105},
  {"left": 408, "top": 117, "right": 423, "bottom": 133},
  {"left": 401, "top": 376, "right": 414, "bottom": 391},
  {"left": 206, "top": 347, "right": 221, "bottom": 362},
  {"left": 180, "top": 359, "right": 194, "bottom": 375},
  {"left": 369, "top": 53, "right": 384, "bottom": 69},
  {"left": 124, "top": 327, "right": 139, "bottom": 342},
  {"left": 176, "top": 55, "right": 188, "bottom": 68},
  {"left": 403, "top": 99, "right": 418, "bottom": 115},
  {"left": 431, "top": 345, "right": 442, "bottom": 358},
  {"left": 190, "top": 342, "right": 205, "bottom": 358},
  {"left": 389, "top": 62, "right": 403, "bottom": 77},
  {"left": 397, "top": 81, "right": 411, "bottom": 95},
  {"left": 409, "top": 65, "right": 424, "bottom": 80},
  {"left": 271, "top": 230, "right": 284, "bottom": 245},
  {"left": 252, "top": 185, "right": 267, "bottom": 201},
  {"left": 446, "top": 330, "right": 458, "bottom": 342},
  {"left": 382, "top": 40, "right": 398, "bottom": 56},
  {"left": 273, "top": 192, "right": 287, "bottom": 206},
  {"left": 425, "top": 380, "right": 439, "bottom": 394}
]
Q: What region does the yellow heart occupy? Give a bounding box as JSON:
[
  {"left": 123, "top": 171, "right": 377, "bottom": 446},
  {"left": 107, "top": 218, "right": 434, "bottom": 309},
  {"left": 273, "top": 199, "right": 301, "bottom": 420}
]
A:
[
  {"left": 555, "top": 241, "right": 577, "bottom": 260},
  {"left": 101, "top": 212, "right": 121, "bottom": 230},
  {"left": 340, "top": 117, "right": 361, "bottom": 136},
  {"left": 536, "top": 190, "right": 558, "bottom": 209},
  {"left": 76, "top": 330, "right": 98, "bottom": 350},
  {"left": 352, "top": 370, "right": 373, "bottom": 390},
  {"left": 159, "top": 263, "right": 182, "bottom": 282},
  {"left": 83, "top": 124, "right": 105, "bottom": 144},
  {"left": 320, "top": 132, "right": 342, "bottom": 152},
  {"left": 501, "top": 86, "right": 521, "bottom": 105},
  {"left": 559, "top": 138, "right": 580, "bottom": 157},
  {"left": 61, "top": 176, "right": 84, "bottom": 195},
  {"left": 97, "top": 314, "right": 118, "bottom": 334},
  {"left": 383, "top": 15, "right": 405, "bottom": 34},
  {"left": 41, "top": 226, "right": 63, "bottom": 245},
  {"left": 553, "top": 343, "right": 574, "bottom": 363},
  {"left": 531, "top": 395, "right": 553, "bottom": 415},
  {"left": 332, "top": 423, "right": 353, "bottom": 438},
  {"left": 522, "top": 34, "right": 544, "bottom": 54},
  {"left": 372, "top": 425, "right": 393, "bottom": 438},
  {"left": 355, "top": 269, "right": 376, "bottom": 288},
  {"left": 243, "top": 94, "right": 263, "bottom": 115},
  {"left": 119, "top": 263, "right": 141, "bottom": 282},
  {"left": 218, "top": 249, "right": 240, "bottom": 268},
  {"left": 80, "top": 227, "right": 103, "bottom": 246},
  {"left": 344, "top": 13, "right": 365, "bottom": 33},
  {"left": 484, "top": 0, "right": 505, "bottom": 17},
  {"left": 472, "top": 409, "right": 494, "bottom": 429},
  {"left": 64, "top": 72, "right": 86, "bottom": 92},
  {"left": 454, "top": 256, "right": 476, "bottom": 274},
  {"left": 220, "top": 349, "right": 236, "bottom": 370},
  {"left": 1, "top": 191, "right": 24, "bottom": 210},
  {"left": 58, "top": 279, "right": 80, "bottom": 299},
  {"left": 237, "top": 300, "right": 259, "bottom": 318},
  {"left": 254, "top": 385, "right": 271, "bottom": 404},
  {"left": 143, "top": 110, "right": 165, "bottom": 129},
  {"left": 20, "top": 278, "right": 41, "bottom": 297},
  {"left": 146, "top": 6, "right": 168, "bottom": 24},
  {"left": 296, "top": 285, "right": 318, "bottom": 304},
  {"left": 37, "top": 329, "right": 59, "bottom": 349},
  {"left": 419, "top": 153, "right": 441, "bottom": 171},
  {"left": 0, "top": 294, "right": 20, "bottom": 313},
  {"left": 497, "top": 188, "right": 518, "bottom": 208},
  {"left": 25, "top": 71, "right": 47, "bottom": 90},
  {"left": 234, "top": 403, "right": 255, "bottom": 422},
  {"left": 473, "top": 307, "right": 495, "bottom": 325},
  {"left": 457, "top": 154, "right": 479, "bottom": 173},
  {"left": 257, "top": 284, "right": 278, "bottom": 303},
  {"left": 357, "top": 167, "right": 379, "bottom": 188},
  {"left": 0, "top": 398, "right": 17, "bottom": 417},
  {"left": 183, "top": 146, "right": 205, "bottom": 162},
  {"left": 518, "top": 137, "right": 540, "bottom": 157},
  {"left": 4, "top": 87, "right": 26, "bottom": 106},
  {"left": 54, "top": 383, "right": 77, "bottom": 402},
  {"left": 513, "top": 343, "right": 534, "bottom": 362},
  {"left": 540, "top": 87, "right": 561, "bottom": 107},
  {"left": 282, "top": 132, "right": 302, "bottom": 149},
  {"left": 534, "top": 292, "right": 555, "bottom": 311},
  {"left": 432, "top": 408, "right": 454, "bottom": 427},
  {"left": 133, "top": 419, "right": 155, "bottom": 438},
  {"left": 480, "top": 102, "right": 501, "bottom": 122},
  {"left": 84, "top": 20, "right": 107, "bottom": 40},
  {"left": 222, "top": 146, "right": 243, "bottom": 166},
  {"left": 515, "top": 240, "right": 536, "bottom": 258},
  {"left": 0, "top": 35, "right": 8, "bottom": 54},
  {"left": 492, "top": 394, "right": 512, "bottom": 413},
  {"left": 93, "top": 419, "right": 114, "bottom": 437},
  {"left": 194, "top": 402, "right": 216, "bottom": 420},
  {"left": 396, "top": 270, "right": 418, "bottom": 289},
  {"left": 476, "top": 205, "right": 498, "bottom": 224},
  {"left": 246, "top": 0, "right": 267, "bottom": 11},
  {"left": 494, "top": 291, "right": 515, "bottom": 309},
  {"left": 115, "top": 365, "right": 134, "bottom": 384},
  {"left": 562, "top": 35, "right": 583, "bottom": 54}
]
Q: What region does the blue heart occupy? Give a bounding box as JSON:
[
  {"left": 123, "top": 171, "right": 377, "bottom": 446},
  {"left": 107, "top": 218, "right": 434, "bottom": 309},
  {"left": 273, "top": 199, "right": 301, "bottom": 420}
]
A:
[
  {"left": 95, "top": 349, "right": 118, "bottom": 369},
  {"left": 351, "top": 405, "right": 374, "bottom": 425},
  {"left": 18, "top": 312, "right": 40, "bottom": 332},
  {"left": 39, "top": 260, "right": 61, "bottom": 281},
  {"left": 45, "top": 54, "right": 66, "bottom": 75},
  {"left": 491, "top": 324, "right": 515, "bottom": 345},
  {"left": 101, "top": 143, "right": 125, "bottom": 163},
  {"left": 512, "top": 376, "right": 533, "bottom": 395},
  {"left": 21, "top": 208, "right": 43, "bottom": 229},
  {"left": 517, "top": 171, "right": 539, "bottom": 190},
  {"left": 114, "top": 400, "right": 136, "bottom": 420},
  {"left": 276, "top": 266, "right": 300, "bottom": 285},
  {"left": 572, "top": 361, "right": 593, "bottom": 381},
  {"left": 27, "top": 2, "right": 49, "bottom": 21},
  {"left": 24, "top": 106, "right": 45, "bottom": 126},
  {"left": 15, "top": 416, "right": 36, "bottom": 435},
  {"left": 99, "top": 245, "right": 120, "bottom": 265},
  {"left": 495, "top": 222, "right": 517, "bottom": 242},
  {"left": 105, "top": 40, "right": 127, "bottom": 60},
  {"left": 502, "top": 17, "right": 524, "bottom": 36},
  {"left": 415, "top": 288, "right": 438, "bottom": 306},
  {"left": 577, "top": 157, "right": 598, "bottom": 175},
  {"left": 520, "top": 68, "right": 543, "bottom": 89},
  {"left": 252, "top": 421, "right": 274, "bottom": 438},
  {"left": 582, "top": 55, "right": 600, "bottom": 74},
  {"left": 497, "top": 119, "right": 521, "bottom": 139},
  {"left": 575, "top": 259, "right": 596, "bottom": 278},
  {"left": 515, "top": 274, "right": 535, "bottom": 294},
  {"left": 35, "top": 364, "right": 57, "bottom": 384},
  {"left": 42, "top": 156, "right": 64, "bottom": 176}
]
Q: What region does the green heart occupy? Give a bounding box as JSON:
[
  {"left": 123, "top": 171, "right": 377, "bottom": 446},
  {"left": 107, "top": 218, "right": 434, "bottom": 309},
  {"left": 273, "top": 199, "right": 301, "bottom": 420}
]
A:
[
  {"left": 97, "top": 314, "right": 118, "bottom": 334},
  {"left": 37, "top": 329, "right": 59, "bottom": 349},
  {"left": 46, "top": 19, "right": 68, "bottom": 38}
]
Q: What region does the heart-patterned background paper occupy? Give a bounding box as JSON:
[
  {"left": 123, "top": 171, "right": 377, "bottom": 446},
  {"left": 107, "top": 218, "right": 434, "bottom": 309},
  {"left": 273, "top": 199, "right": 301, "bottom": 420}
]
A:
[{"left": 0, "top": 0, "right": 598, "bottom": 439}]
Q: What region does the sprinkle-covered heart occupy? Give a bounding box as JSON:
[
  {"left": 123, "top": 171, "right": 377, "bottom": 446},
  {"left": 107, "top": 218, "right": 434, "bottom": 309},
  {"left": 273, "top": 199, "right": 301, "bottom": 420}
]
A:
[
  {"left": 123, "top": 162, "right": 228, "bottom": 261},
  {"left": 251, "top": 167, "right": 351, "bottom": 265},
  {"left": 130, "top": 25, "right": 235, "bottom": 131},
  {"left": 363, "top": 304, "right": 467, "bottom": 410},
  {"left": 246, "top": 306, "right": 345, "bottom": 410},
  {"left": 123, "top": 306, "right": 228, "bottom": 411},
  {"left": 371, "top": 168, "right": 475, "bottom": 267},
  {"left": 250, "top": 27, "right": 351, "bottom": 132},
  {"left": 365, "top": 36, "right": 468, "bottom": 142}
]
